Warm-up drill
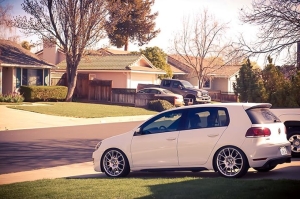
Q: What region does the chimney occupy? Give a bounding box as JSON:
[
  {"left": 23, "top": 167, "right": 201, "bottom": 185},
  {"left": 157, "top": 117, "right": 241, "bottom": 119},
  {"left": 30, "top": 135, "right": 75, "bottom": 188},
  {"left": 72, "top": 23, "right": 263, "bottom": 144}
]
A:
[{"left": 43, "top": 37, "right": 58, "bottom": 65}]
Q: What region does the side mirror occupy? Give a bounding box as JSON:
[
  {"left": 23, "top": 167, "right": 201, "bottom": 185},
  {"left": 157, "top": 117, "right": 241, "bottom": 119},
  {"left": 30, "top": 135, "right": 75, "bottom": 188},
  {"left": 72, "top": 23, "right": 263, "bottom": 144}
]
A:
[
  {"left": 179, "top": 85, "right": 183, "bottom": 89},
  {"left": 134, "top": 128, "right": 142, "bottom": 136}
]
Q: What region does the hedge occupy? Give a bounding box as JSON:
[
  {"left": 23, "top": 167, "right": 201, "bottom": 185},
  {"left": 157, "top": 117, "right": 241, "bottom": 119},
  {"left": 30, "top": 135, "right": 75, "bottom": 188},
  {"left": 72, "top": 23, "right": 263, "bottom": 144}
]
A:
[{"left": 20, "top": 86, "right": 67, "bottom": 102}]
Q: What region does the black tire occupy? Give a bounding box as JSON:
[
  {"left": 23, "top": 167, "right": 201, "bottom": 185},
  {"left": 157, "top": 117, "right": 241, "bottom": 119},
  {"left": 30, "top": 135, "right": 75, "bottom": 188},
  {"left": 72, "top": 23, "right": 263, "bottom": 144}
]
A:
[
  {"left": 214, "top": 146, "right": 249, "bottom": 178},
  {"left": 288, "top": 131, "right": 300, "bottom": 158},
  {"left": 101, "top": 149, "right": 130, "bottom": 177},
  {"left": 253, "top": 165, "right": 277, "bottom": 172},
  {"left": 191, "top": 96, "right": 197, "bottom": 105}
]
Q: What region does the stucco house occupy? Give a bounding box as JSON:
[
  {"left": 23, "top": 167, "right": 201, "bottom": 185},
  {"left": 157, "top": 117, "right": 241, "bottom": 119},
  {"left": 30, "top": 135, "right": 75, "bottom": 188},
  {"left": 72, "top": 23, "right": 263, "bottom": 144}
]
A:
[
  {"left": 0, "top": 39, "right": 54, "bottom": 95},
  {"left": 55, "top": 52, "right": 165, "bottom": 88},
  {"left": 36, "top": 42, "right": 164, "bottom": 88},
  {"left": 167, "top": 55, "right": 241, "bottom": 93}
]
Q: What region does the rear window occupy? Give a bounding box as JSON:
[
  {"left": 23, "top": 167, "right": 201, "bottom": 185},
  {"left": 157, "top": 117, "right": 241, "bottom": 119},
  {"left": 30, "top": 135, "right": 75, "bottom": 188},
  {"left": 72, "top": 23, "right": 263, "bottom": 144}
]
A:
[{"left": 246, "top": 108, "right": 281, "bottom": 124}]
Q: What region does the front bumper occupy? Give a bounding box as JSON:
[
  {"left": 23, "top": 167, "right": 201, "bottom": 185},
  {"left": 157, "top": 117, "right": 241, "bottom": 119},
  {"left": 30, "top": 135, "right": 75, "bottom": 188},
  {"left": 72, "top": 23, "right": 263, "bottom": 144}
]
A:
[{"left": 196, "top": 96, "right": 211, "bottom": 103}]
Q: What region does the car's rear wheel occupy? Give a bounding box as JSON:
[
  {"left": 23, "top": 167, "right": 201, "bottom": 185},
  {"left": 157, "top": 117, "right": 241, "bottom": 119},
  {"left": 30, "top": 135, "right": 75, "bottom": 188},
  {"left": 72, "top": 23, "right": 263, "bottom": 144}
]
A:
[
  {"left": 288, "top": 131, "right": 300, "bottom": 157},
  {"left": 253, "top": 165, "right": 277, "bottom": 172},
  {"left": 102, "top": 149, "right": 130, "bottom": 177},
  {"left": 214, "top": 146, "right": 249, "bottom": 178}
]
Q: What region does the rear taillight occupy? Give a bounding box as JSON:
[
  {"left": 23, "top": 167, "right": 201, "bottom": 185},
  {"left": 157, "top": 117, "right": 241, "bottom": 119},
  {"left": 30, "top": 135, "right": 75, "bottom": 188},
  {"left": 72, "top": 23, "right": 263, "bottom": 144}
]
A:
[{"left": 245, "top": 127, "right": 271, "bottom": 137}]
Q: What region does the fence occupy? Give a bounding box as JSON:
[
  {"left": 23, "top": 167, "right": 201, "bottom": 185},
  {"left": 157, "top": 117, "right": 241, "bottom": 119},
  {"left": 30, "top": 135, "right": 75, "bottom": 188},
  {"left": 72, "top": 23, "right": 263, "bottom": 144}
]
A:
[{"left": 208, "top": 90, "right": 238, "bottom": 102}]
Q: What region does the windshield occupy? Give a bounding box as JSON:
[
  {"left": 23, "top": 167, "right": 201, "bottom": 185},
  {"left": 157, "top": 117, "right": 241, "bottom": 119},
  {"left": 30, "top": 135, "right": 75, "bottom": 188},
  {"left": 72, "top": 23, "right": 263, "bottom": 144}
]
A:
[{"left": 180, "top": 80, "right": 194, "bottom": 88}]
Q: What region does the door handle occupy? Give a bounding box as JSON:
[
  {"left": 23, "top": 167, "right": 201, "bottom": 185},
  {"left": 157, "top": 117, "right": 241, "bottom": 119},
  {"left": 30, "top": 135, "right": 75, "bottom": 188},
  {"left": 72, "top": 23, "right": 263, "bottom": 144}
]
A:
[
  {"left": 208, "top": 134, "right": 219, "bottom": 137},
  {"left": 166, "top": 138, "right": 176, "bottom": 141}
]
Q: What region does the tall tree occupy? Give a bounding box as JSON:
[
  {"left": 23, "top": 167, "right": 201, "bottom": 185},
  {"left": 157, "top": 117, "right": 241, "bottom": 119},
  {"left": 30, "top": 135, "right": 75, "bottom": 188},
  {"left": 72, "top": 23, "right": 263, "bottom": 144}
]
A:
[
  {"left": 105, "top": 0, "right": 160, "bottom": 51},
  {"left": 13, "top": 0, "right": 116, "bottom": 101},
  {"left": 240, "top": 0, "right": 300, "bottom": 67},
  {"left": 262, "top": 56, "right": 297, "bottom": 107},
  {"left": 171, "top": 9, "right": 242, "bottom": 88},
  {"left": 233, "top": 59, "right": 266, "bottom": 102},
  {"left": 139, "top": 46, "right": 172, "bottom": 79}
]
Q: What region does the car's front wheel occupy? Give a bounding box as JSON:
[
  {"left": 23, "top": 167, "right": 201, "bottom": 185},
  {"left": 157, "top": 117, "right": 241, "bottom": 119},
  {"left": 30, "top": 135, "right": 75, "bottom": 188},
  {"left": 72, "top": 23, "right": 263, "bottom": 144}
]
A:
[
  {"left": 288, "top": 131, "right": 300, "bottom": 157},
  {"left": 214, "top": 146, "right": 249, "bottom": 178},
  {"left": 102, "top": 149, "right": 130, "bottom": 177}
]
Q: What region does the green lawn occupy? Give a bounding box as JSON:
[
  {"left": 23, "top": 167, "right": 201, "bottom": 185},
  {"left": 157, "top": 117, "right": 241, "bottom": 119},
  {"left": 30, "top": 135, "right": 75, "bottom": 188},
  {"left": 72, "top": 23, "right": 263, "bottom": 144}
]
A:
[
  {"left": 0, "top": 178, "right": 298, "bottom": 199},
  {"left": 7, "top": 102, "right": 158, "bottom": 118}
]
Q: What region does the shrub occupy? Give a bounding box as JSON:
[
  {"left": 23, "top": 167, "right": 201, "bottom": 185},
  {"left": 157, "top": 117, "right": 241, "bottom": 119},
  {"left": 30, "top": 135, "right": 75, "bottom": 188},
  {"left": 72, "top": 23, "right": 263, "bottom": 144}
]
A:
[
  {"left": 0, "top": 93, "right": 24, "bottom": 103},
  {"left": 19, "top": 86, "right": 67, "bottom": 102},
  {"left": 147, "top": 99, "right": 174, "bottom": 112}
]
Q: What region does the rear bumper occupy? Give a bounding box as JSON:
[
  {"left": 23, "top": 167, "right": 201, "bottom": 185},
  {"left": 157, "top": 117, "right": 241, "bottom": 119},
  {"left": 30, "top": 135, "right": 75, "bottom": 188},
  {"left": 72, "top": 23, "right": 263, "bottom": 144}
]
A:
[{"left": 253, "top": 156, "right": 291, "bottom": 169}]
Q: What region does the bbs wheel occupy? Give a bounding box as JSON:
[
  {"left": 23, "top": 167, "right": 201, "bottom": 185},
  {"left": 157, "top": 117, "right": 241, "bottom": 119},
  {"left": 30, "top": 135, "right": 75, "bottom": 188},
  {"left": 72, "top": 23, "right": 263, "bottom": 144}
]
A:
[
  {"left": 102, "top": 149, "right": 130, "bottom": 177},
  {"left": 253, "top": 165, "right": 277, "bottom": 172},
  {"left": 214, "top": 146, "right": 249, "bottom": 178},
  {"left": 288, "top": 131, "right": 300, "bottom": 157}
]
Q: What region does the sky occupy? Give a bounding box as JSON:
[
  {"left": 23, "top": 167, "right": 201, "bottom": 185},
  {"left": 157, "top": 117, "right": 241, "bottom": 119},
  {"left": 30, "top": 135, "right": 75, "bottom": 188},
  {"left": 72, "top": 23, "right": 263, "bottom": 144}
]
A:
[{"left": 3, "top": 0, "right": 262, "bottom": 64}]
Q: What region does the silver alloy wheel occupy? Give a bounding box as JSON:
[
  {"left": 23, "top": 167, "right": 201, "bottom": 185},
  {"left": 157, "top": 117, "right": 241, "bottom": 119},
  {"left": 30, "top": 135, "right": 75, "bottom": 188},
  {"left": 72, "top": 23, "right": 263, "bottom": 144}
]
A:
[
  {"left": 289, "top": 134, "right": 300, "bottom": 154},
  {"left": 103, "top": 149, "right": 126, "bottom": 177},
  {"left": 216, "top": 147, "right": 244, "bottom": 177}
]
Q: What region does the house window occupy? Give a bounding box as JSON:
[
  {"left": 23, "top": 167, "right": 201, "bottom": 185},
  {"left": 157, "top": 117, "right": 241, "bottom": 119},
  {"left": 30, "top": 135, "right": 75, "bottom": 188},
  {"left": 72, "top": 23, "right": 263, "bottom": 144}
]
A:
[
  {"left": 203, "top": 79, "right": 211, "bottom": 89},
  {"left": 18, "top": 68, "right": 49, "bottom": 86}
]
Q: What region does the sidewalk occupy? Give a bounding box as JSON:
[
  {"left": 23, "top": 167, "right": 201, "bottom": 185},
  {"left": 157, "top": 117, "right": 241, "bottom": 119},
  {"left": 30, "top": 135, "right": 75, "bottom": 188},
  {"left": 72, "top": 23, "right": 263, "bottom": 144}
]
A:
[{"left": 0, "top": 105, "right": 153, "bottom": 131}]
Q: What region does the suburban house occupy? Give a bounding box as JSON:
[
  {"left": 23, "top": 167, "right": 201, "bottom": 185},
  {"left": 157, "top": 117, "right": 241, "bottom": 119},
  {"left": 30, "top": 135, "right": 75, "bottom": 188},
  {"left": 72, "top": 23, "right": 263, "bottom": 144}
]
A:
[
  {"left": 0, "top": 39, "right": 54, "bottom": 95},
  {"left": 55, "top": 52, "right": 166, "bottom": 89},
  {"left": 167, "top": 55, "right": 241, "bottom": 93},
  {"left": 35, "top": 42, "right": 165, "bottom": 88}
]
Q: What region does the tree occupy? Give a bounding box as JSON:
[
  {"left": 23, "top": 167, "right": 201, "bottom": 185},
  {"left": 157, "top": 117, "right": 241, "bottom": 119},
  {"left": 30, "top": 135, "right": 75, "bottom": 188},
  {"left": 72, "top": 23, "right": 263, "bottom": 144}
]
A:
[
  {"left": 105, "top": 0, "right": 160, "bottom": 51},
  {"left": 233, "top": 59, "right": 266, "bottom": 102},
  {"left": 262, "top": 56, "right": 297, "bottom": 107},
  {"left": 139, "top": 46, "right": 172, "bottom": 79},
  {"left": 171, "top": 9, "right": 242, "bottom": 88},
  {"left": 21, "top": 40, "right": 34, "bottom": 50},
  {"left": 13, "top": 0, "right": 116, "bottom": 101},
  {"left": 291, "top": 71, "right": 300, "bottom": 106},
  {"left": 0, "top": 1, "right": 19, "bottom": 41},
  {"left": 240, "top": 0, "right": 300, "bottom": 67}
]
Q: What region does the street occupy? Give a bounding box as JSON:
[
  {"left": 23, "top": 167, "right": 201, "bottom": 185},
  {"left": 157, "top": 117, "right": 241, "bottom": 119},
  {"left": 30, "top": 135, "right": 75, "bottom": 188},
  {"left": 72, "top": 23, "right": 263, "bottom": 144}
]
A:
[
  {"left": 0, "top": 120, "right": 299, "bottom": 183},
  {"left": 0, "top": 121, "right": 142, "bottom": 174}
]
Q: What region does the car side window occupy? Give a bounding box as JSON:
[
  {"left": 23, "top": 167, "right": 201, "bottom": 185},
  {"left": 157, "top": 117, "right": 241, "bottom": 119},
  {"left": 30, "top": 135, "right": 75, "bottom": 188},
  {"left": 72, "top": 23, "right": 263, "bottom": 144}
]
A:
[
  {"left": 141, "top": 110, "right": 183, "bottom": 135},
  {"left": 186, "top": 107, "right": 229, "bottom": 130},
  {"left": 172, "top": 81, "right": 179, "bottom": 88},
  {"left": 162, "top": 80, "right": 171, "bottom": 87}
]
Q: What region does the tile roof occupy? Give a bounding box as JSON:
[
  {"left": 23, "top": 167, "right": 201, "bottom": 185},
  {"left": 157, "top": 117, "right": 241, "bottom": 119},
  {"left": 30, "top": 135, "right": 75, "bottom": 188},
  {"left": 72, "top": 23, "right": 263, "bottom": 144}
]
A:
[
  {"left": 207, "top": 65, "right": 241, "bottom": 78},
  {"left": 168, "top": 54, "right": 241, "bottom": 77},
  {"left": 56, "top": 54, "right": 165, "bottom": 73},
  {"left": 98, "top": 48, "right": 132, "bottom": 55},
  {"left": 0, "top": 39, "right": 54, "bottom": 68}
]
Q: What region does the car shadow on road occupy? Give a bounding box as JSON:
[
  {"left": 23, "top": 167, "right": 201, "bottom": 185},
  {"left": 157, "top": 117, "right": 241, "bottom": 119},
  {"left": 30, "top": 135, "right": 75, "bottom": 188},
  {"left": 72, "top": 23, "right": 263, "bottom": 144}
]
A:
[
  {"left": 66, "top": 163, "right": 300, "bottom": 181},
  {"left": 0, "top": 139, "right": 101, "bottom": 174}
]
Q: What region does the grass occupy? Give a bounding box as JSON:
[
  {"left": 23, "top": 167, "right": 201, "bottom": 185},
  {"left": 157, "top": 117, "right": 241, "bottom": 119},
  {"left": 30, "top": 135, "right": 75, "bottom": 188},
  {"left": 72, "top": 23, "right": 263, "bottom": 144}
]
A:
[
  {"left": 6, "top": 102, "right": 158, "bottom": 118},
  {"left": 0, "top": 177, "right": 299, "bottom": 199}
]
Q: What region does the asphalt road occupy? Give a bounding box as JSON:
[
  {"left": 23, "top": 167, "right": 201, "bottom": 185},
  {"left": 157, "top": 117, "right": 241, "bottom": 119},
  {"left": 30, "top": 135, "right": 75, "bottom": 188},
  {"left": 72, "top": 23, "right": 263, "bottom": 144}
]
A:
[
  {"left": 0, "top": 121, "right": 299, "bottom": 181},
  {"left": 0, "top": 121, "right": 142, "bottom": 174}
]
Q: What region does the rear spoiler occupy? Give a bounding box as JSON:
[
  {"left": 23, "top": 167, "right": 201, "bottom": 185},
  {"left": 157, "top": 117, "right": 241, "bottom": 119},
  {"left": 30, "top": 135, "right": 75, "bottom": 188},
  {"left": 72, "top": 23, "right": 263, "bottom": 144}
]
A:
[{"left": 242, "top": 103, "right": 272, "bottom": 110}]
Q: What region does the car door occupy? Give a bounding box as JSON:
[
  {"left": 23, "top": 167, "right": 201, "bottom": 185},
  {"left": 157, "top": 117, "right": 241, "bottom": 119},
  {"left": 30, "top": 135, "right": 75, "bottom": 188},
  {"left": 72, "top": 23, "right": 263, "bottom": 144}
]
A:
[
  {"left": 131, "top": 110, "right": 185, "bottom": 168},
  {"left": 177, "top": 107, "right": 229, "bottom": 166}
]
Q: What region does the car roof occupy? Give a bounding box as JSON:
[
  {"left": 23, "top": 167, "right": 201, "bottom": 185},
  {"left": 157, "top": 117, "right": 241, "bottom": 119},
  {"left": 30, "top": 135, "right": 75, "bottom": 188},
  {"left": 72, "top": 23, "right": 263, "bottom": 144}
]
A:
[
  {"left": 141, "top": 87, "right": 166, "bottom": 91},
  {"left": 169, "top": 102, "right": 272, "bottom": 111}
]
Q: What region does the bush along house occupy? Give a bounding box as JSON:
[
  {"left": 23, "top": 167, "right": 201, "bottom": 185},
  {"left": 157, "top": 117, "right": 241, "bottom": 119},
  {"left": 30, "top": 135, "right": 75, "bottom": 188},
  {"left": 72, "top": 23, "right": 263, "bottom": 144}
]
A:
[{"left": 0, "top": 39, "right": 54, "bottom": 94}]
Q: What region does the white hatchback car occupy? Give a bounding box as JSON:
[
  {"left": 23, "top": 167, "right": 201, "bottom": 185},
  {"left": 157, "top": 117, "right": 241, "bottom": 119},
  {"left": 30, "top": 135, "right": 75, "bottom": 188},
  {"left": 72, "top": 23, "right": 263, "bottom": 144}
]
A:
[{"left": 92, "top": 103, "right": 291, "bottom": 178}]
